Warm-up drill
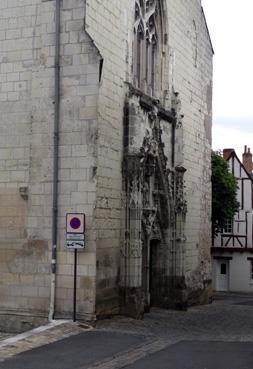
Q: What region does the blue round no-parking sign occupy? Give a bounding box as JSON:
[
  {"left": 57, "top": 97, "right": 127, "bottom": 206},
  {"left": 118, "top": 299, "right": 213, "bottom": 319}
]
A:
[{"left": 70, "top": 217, "right": 81, "bottom": 230}]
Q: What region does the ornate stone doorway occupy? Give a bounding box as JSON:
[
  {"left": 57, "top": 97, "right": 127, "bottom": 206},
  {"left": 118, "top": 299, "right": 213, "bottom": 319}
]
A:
[
  {"left": 149, "top": 239, "right": 160, "bottom": 307},
  {"left": 120, "top": 88, "right": 186, "bottom": 318},
  {"left": 142, "top": 238, "right": 161, "bottom": 311}
]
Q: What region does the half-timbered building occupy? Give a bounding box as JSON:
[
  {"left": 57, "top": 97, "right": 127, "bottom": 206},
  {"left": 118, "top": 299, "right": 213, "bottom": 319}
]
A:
[{"left": 212, "top": 147, "right": 253, "bottom": 292}]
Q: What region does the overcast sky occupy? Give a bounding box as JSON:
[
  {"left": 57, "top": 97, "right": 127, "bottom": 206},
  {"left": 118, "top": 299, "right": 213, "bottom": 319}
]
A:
[{"left": 201, "top": 0, "right": 253, "bottom": 158}]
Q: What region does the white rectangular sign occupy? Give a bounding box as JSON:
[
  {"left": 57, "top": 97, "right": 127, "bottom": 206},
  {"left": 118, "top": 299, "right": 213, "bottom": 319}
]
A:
[
  {"left": 67, "top": 233, "right": 85, "bottom": 241},
  {"left": 66, "top": 240, "right": 85, "bottom": 249}
]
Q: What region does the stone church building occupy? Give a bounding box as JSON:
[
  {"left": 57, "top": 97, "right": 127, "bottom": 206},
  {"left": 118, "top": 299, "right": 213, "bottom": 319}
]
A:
[{"left": 0, "top": 0, "right": 213, "bottom": 323}]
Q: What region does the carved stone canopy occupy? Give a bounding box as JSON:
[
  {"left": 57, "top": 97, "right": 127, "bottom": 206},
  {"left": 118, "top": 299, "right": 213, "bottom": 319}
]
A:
[{"left": 127, "top": 84, "right": 176, "bottom": 124}]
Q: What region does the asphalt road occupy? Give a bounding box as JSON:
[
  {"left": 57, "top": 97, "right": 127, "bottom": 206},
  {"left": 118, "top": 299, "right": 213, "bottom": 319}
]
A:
[
  {"left": 126, "top": 341, "right": 253, "bottom": 369},
  {"left": 0, "top": 331, "right": 145, "bottom": 369},
  {"left": 0, "top": 293, "right": 253, "bottom": 369}
]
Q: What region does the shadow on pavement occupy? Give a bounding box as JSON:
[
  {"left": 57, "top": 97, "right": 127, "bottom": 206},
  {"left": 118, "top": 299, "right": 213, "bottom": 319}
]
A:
[{"left": 0, "top": 330, "right": 145, "bottom": 369}]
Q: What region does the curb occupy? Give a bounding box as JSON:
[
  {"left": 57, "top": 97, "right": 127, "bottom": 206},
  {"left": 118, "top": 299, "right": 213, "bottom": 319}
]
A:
[{"left": 0, "top": 320, "right": 92, "bottom": 349}]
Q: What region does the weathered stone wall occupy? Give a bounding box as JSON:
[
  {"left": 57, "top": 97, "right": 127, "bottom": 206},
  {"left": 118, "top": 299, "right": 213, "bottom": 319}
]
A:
[
  {"left": 0, "top": 0, "right": 100, "bottom": 320},
  {"left": 85, "top": 0, "right": 132, "bottom": 315},
  {"left": 85, "top": 0, "right": 213, "bottom": 313},
  {"left": 0, "top": 0, "right": 47, "bottom": 316},
  {"left": 55, "top": 0, "right": 101, "bottom": 320},
  {"left": 166, "top": 0, "right": 213, "bottom": 299},
  {"left": 0, "top": 0, "right": 212, "bottom": 322}
]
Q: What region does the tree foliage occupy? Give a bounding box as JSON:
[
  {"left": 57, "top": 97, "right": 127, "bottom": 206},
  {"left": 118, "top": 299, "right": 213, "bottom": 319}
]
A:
[{"left": 212, "top": 151, "right": 239, "bottom": 238}]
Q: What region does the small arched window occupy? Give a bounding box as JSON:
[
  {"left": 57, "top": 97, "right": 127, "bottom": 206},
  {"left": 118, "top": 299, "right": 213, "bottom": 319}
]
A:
[{"left": 133, "top": 0, "right": 163, "bottom": 96}]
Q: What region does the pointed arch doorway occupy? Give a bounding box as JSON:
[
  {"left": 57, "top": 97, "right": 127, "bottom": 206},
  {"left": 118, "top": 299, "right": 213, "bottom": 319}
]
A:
[{"left": 142, "top": 237, "right": 162, "bottom": 311}]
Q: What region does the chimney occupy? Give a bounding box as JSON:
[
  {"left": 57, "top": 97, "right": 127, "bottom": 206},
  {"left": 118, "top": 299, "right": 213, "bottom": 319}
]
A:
[
  {"left": 223, "top": 148, "right": 234, "bottom": 161},
  {"left": 242, "top": 145, "right": 253, "bottom": 174}
]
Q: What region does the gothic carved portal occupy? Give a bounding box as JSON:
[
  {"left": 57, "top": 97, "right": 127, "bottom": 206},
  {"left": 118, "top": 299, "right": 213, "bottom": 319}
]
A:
[{"left": 121, "top": 88, "right": 187, "bottom": 317}]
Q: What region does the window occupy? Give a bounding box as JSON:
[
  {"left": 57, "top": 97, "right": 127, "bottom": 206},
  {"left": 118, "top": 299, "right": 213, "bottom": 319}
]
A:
[
  {"left": 223, "top": 219, "right": 233, "bottom": 233},
  {"left": 220, "top": 263, "right": 227, "bottom": 275},
  {"left": 250, "top": 261, "right": 253, "bottom": 281},
  {"left": 133, "top": 0, "right": 163, "bottom": 96}
]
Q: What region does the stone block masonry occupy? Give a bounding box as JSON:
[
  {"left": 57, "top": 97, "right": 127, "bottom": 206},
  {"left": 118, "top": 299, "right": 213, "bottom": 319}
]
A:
[
  {"left": 85, "top": 0, "right": 213, "bottom": 315},
  {"left": 0, "top": 0, "right": 100, "bottom": 322},
  {"left": 0, "top": 0, "right": 213, "bottom": 323}
]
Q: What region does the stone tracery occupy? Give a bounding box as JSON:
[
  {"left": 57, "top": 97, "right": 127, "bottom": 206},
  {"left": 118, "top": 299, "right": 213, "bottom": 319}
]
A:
[
  {"left": 133, "top": 0, "right": 162, "bottom": 94},
  {"left": 134, "top": 0, "right": 158, "bottom": 43}
]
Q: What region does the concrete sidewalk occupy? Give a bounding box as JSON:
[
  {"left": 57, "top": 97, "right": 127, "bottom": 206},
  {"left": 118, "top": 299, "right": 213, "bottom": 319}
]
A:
[{"left": 0, "top": 320, "right": 90, "bottom": 361}]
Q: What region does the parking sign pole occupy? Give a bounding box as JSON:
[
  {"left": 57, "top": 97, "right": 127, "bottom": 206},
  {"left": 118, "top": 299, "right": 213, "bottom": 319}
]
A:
[
  {"left": 73, "top": 249, "right": 77, "bottom": 322},
  {"left": 66, "top": 213, "right": 85, "bottom": 322}
]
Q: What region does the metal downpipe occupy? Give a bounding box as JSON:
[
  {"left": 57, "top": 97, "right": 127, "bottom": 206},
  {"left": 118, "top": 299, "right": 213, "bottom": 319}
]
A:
[{"left": 49, "top": 0, "right": 60, "bottom": 321}]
